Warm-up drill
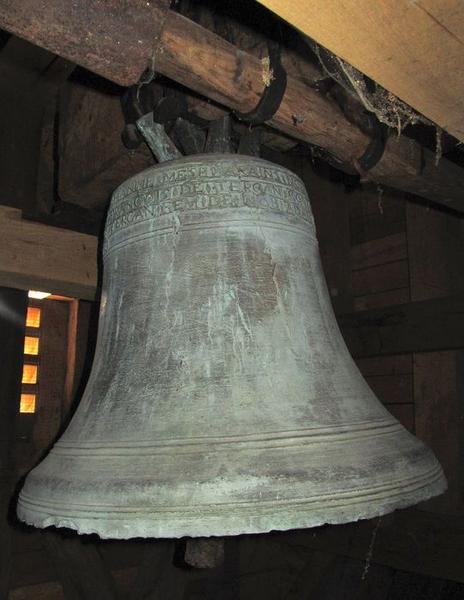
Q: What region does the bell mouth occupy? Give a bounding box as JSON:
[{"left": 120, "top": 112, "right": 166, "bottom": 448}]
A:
[{"left": 17, "top": 423, "right": 446, "bottom": 539}]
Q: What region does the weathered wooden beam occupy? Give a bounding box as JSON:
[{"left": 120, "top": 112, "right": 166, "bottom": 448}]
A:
[
  {"left": 0, "top": 3, "right": 463, "bottom": 210},
  {"left": 257, "top": 0, "right": 464, "bottom": 143},
  {"left": 156, "top": 12, "right": 464, "bottom": 211},
  {"left": 0, "top": 206, "right": 97, "bottom": 300},
  {"left": 0, "top": 0, "right": 170, "bottom": 87},
  {"left": 340, "top": 295, "right": 464, "bottom": 358}
]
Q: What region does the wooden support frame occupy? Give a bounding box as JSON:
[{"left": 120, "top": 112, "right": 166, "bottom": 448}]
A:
[
  {"left": 257, "top": 0, "right": 464, "bottom": 143},
  {"left": 0, "top": 3, "right": 463, "bottom": 210},
  {"left": 339, "top": 295, "right": 464, "bottom": 358},
  {"left": 0, "top": 206, "right": 97, "bottom": 300}
]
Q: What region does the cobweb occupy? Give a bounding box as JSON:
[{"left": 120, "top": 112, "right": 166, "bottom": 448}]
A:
[{"left": 313, "top": 44, "right": 428, "bottom": 134}]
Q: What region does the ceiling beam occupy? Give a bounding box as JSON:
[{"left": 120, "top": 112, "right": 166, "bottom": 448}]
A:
[
  {"left": 0, "top": 3, "right": 464, "bottom": 210},
  {"left": 257, "top": 0, "right": 464, "bottom": 142},
  {"left": 0, "top": 206, "right": 97, "bottom": 300}
]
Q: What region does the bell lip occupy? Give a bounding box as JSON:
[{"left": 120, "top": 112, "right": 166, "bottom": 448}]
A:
[
  {"left": 16, "top": 467, "right": 446, "bottom": 540},
  {"left": 111, "top": 152, "right": 304, "bottom": 199}
]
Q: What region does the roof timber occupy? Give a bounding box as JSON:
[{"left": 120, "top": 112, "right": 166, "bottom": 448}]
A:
[
  {"left": 0, "top": 2, "right": 463, "bottom": 210},
  {"left": 258, "top": 0, "right": 464, "bottom": 143}
]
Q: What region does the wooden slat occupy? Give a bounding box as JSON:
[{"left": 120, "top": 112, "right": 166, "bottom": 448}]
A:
[
  {"left": 0, "top": 206, "right": 97, "bottom": 300},
  {"left": 386, "top": 403, "right": 415, "bottom": 432},
  {"left": 351, "top": 260, "right": 409, "bottom": 296},
  {"left": 408, "top": 195, "right": 464, "bottom": 517},
  {"left": 353, "top": 288, "right": 410, "bottom": 312},
  {"left": 257, "top": 0, "right": 464, "bottom": 142},
  {"left": 351, "top": 233, "right": 407, "bottom": 270},
  {"left": 349, "top": 188, "right": 406, "bottom": 221},
  {"left": 350, "top": 213, "right": 406, "bottom": 246},
  {"left": 340, "top": 295, "right": 464, "bottom": 358},
  {"left": 58, "top": 83, "right": 153, "bottom": 209},
  {"left": 356, "top": 354, "right": 412, "bottom": 377},
  {"left": 407, "top": 201, "right": 464, "bottom": 302},
  {"left": 349, "top": 187, "right": 406, "bottom": 245},
  {"left": 302, "top": 164, "right": 353, "bottom": 314},
  {"left": 414, "top": 351, "right": 464, "bottom": 515},
  {"left": 365, "top": 373, "right": 413, "bottom": 405},
  {"left": 30, "top": 300, "right": 69, "bottom": 461}
]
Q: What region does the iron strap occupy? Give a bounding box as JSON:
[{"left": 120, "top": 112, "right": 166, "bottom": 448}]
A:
[{"left": 236, "top": 42, "right": 287, "bottom": 126}]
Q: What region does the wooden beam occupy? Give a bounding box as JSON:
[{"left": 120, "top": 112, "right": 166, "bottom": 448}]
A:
[
  {"left": 0, "top": 0, "right": 170, "bottom": 87},
  {"left": 156, "top": 11, "right": 464, "bottom": 211},
  {"left": 0, "top": 206, "right": 97, "bottom": 300},
  {"left": 0, "top": 288, "right": 27, "bottom": 599},
  {"left": 340, "top": 295, "right": 464, "bottom": 358},
  {"left": 257, "top": 0, "right": 464, "bottom": 143},
  {"left": 0, "top": 3, "right": 464, "bottom": 210}
]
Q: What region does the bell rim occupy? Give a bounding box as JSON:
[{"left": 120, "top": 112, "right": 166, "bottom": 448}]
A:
[{"left": 17, "top": 463, "right": 446, "bottom": 540}]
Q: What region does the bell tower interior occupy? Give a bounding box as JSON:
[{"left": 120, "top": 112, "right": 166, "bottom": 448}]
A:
[{"left": 0, "top": 1, "right": 463, "bottom": 598}]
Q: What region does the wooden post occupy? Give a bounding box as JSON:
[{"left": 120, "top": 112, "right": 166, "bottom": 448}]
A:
[
  {"left": 63, "top": 299, "right": 79, "bottom": 416},
  {"left": 0, "top": 287, "right": 28, "bottom": 599},
  {"left": 407, "top": 201, "right": 464, "bottom": 515}
]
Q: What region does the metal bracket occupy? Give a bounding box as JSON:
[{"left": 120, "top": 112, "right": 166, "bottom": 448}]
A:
[
  {"left": 235, "top": 42, "right": 287, "bottom": 126},
  {"left": 136, "top": 112, "right": 182, "bottom": 163},
  {"left": 355, "top": 115, "right": 388, "bottom": 173}
]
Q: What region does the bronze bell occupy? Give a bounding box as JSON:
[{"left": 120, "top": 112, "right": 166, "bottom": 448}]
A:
[{"left": 17, "top": 155, "right": 446, "bottom": 538}]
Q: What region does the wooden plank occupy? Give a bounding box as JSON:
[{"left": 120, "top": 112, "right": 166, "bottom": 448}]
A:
[
  {"left": 352, "top": 260, "right": 409, "bottom": 296},
  {"left": 353, "top": 288, "right": 410, "bottom": 312},
  {"left": 1, "top": 6, "right": 464, "bottom": 210},
  {"left": 349, "top": 186, "right": 406, "bottom": 245},
  {"left": 71, "top": 301, "right": 94, "bottom": 403},
  {"left": 408, "top": 198, "right": 464, "bottom": 517},
  {"left": 414, "top": 351, "right": 464, "bottom": 515},
  {"left": 301, "top": 163, "right": 353, "bottom": 314},
  {"left": 0, "top": 206, "right": 97, "bottom": 300},
  {"left": 407, "top": 201, "right": 464, "bottom": 302},
  {"left": 356, "top": 354, "right": 412, "bottom": 377},
  {"left": 351, "top": 233, "right": 407, "bottom": 271},
  {"left": 350, "top": 214, "right": 406, "bottom": 246},
  {"left": 63, "top": 299, "right": 78, "bottom": 414},
  {"left": 385, "top": 403, "right": 415, "bottom": 432},
  {"left": 0, "top": 288, "right": 27, "bottom": 599},
  {"left": 58, "top": 83, "right": 153, "bottom": 209},
  {"left": 158, "top": 11, "right": 464, "bottom": 210},
  {"left": 364, "top": 373, "right": 413, "bottom": 405},
  {"left": 339, "top": 295, "right": 464, "bottom": 358},
  {"left": 31, "top": 300, "right": 69, "bottom": 460},
  {"left": 257, "top": 0, "right": 464, "bottom": 142},
  {"left": 349, "top": 188, "right": 406, "bottom": 221},
  {"left": 0, "top": 0, "right": 170, "bottom": 87}
]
